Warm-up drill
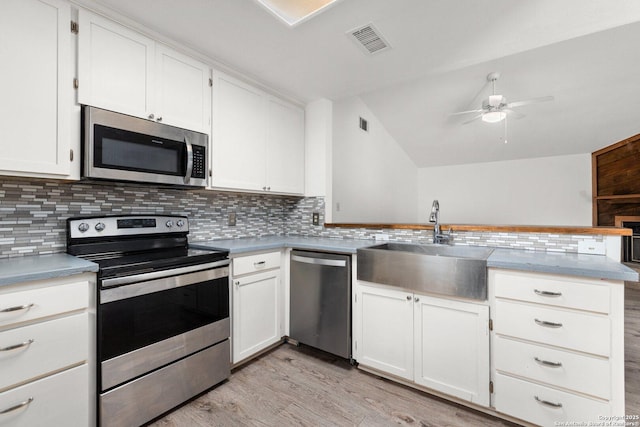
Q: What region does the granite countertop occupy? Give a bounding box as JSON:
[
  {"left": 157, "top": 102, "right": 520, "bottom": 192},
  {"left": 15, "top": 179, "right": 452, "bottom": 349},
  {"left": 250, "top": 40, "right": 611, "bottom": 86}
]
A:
[
  {"left": 487, "top": 248, "right": 639, "bottom": 282},
  {"left": 191, "top": 236, "right": 639, "bottom": 282},
  {"left": 0, "top": 253, "right": 99, "bottom": 287},
  {"left": 190, "top": 236, "right": 376, "bottom": 254}
]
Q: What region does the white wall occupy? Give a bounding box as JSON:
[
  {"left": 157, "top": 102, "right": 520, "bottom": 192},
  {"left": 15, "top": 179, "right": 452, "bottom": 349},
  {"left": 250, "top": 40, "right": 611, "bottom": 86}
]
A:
[
  {"left": 304, "top": 98, "right": 332, "bottom": 198},
  {"left": 417, "top": 154, "right": 592, "bottom": 225},
  {"left": 332, "top": 97, "right": 419, "bottom": 222}
]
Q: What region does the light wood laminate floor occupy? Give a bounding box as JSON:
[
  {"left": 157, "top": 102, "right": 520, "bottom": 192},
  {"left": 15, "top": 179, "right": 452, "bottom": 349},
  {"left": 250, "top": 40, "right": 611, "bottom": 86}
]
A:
[{"left": 150, "top": 286, "right": 640, "bottom": 427}]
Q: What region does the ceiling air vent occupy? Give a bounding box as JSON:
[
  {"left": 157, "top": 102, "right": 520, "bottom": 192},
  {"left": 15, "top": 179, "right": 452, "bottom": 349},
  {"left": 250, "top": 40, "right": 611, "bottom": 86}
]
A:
[{"left": 348, "top": 23, "right": 391, "bottom": 55}]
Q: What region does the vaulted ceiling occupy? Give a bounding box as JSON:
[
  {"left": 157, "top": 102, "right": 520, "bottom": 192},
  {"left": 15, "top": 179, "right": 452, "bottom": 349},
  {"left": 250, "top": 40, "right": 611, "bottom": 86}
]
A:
[{"left": 89, "top": 0, "right": 640, "bottom": 167}]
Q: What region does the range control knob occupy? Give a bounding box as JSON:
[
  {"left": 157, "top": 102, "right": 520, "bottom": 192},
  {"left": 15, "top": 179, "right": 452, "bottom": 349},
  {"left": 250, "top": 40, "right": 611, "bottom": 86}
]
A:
[
  {"left": 176, "top": 220, "right": 185, "bottom": 228},
  {"left": 166, "top": 220, "right": 174, "bottom": 228},
  {"left": 94, "top": 222, "right": 106, "bottom": 232},
  {"left": 78, "top": 223, "right": 90, "bottom": 233}
]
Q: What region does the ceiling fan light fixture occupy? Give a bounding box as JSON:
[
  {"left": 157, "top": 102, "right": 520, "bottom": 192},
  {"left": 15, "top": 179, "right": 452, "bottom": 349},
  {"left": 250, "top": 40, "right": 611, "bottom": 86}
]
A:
[{"left": 482, "top": 111, "right": 506, "bottom": 123}]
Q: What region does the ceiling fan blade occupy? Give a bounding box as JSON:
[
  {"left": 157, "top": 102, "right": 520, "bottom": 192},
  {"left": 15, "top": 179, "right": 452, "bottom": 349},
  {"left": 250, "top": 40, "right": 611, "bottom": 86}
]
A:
[
  {"left": 461, "top": 114, "right": 483, "bottom": 125},
  {"left": 506, "top": 95, "right": 554, "bottom": 108},
  {"left": 503, "top": 108, "right": 525, "bottom": 119},
  {"left": 451, "top": 109, "right": 484, "bottom": 116}
]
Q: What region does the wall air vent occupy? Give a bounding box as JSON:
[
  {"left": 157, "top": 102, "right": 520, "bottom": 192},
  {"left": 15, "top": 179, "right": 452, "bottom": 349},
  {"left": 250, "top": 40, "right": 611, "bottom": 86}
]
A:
[{"left": 348, "top": 23, "right": 391, "bottom": 55}]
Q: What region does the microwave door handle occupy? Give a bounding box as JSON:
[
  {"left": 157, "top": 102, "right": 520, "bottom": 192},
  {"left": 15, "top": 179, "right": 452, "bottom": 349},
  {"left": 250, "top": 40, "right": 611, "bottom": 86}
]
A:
[{"left": 184, "top": 136, "right": 193, "bottom": 184}]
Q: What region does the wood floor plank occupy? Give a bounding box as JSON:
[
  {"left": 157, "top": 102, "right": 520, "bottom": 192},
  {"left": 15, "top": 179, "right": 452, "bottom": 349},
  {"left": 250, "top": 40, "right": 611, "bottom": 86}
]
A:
[{"left": 149, "top": 284, "right": 640, "bottom": 426}]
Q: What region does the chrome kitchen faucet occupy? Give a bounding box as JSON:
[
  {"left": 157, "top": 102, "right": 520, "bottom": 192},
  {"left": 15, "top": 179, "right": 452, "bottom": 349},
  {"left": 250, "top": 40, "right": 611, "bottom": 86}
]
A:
[{"left": 429, "top": 200, "right": 451, "bottom": 244}]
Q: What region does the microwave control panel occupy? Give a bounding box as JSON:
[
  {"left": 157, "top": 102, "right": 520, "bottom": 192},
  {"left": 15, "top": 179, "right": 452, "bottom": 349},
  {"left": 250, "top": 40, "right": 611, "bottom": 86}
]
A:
[{"left": 192, "top": 145, "right": 206, "bottom": 179}]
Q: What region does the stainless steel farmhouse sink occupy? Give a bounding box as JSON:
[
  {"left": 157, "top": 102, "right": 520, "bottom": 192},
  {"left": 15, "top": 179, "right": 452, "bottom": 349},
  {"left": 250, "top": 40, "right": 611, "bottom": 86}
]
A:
[{"left": 357, "top": 243, "right": 493, "bottom": 300}]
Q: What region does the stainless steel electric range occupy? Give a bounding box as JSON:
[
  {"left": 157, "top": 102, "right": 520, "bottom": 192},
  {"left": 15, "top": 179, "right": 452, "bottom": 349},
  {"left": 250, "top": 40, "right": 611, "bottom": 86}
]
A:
[{"left": 66, "top": 215, "right": 230, "bottom": 427}]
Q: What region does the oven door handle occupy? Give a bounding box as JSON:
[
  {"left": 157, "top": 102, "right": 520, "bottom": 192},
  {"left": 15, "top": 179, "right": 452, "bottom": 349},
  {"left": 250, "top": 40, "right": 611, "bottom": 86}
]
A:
[{"left": 101, "top": 260, "right": 229, "bottom": 304}]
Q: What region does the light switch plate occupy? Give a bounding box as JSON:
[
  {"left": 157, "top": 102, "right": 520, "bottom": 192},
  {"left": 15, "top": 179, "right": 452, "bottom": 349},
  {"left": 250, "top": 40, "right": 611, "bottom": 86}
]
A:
[{"left": 578, "top": 240, "right": 605, "bottom": 255}]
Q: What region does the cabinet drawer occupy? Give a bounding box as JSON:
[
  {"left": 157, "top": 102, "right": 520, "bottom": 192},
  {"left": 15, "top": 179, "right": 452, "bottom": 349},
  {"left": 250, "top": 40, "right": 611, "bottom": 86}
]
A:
[
  {"left": 495, "top": 300, "right": 610, "bottom": 356},
  {"left": 0, "top": 364, "right": 88, "bottom": 427},
  {"left": 0, "top": 313, "right": 88, "bottom": 391},
  {"left": 494, "top": 373, "right": 610, "bottom": 426},
  {"left": 493, "top": 270, "right": 610, "bottom": 313},
  {"left": 0, "top": 281, "right": 88, "bottom": 329},
  {"left": 494, "top": 336, "right": 610, "bottom": 399},
  {"left": 233, "top": 251, "right": 280, "bottom": 276}
]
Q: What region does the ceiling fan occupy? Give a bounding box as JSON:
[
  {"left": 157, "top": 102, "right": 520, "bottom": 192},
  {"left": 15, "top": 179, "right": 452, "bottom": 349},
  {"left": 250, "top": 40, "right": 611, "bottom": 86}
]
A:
[{"left": 453, "top": 72, "right": 554, "bottom": 125}]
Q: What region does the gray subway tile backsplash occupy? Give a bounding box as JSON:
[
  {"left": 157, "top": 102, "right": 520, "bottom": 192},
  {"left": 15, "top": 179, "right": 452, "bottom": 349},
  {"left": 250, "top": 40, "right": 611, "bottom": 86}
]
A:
[{"left": 0, "top": 177, "right": 605, "bottom": 259}]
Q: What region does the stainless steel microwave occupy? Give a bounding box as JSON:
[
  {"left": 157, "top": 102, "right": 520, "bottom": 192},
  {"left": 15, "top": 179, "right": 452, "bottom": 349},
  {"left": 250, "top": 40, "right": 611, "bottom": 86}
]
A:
[{"left": 82, "top": 106, "right": 208, "bottom": 187}]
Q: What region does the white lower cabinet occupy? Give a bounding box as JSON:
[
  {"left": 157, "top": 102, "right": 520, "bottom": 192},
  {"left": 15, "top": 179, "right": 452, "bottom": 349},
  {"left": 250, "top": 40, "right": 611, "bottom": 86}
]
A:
[
  {"left": 354, "top": 281, "right": 490, "bottom": 406},
  {"left": 490, "top": 269, "right": 624, "bottom": 426},
  {"left": 0, "top": 273, "right": 94, "bottom": 426},
  {"left": 0, "top": 365, "right": 88, "bottom": 427},
  {"left": 232, "top": 252, "right": 283, "bottom": 364},
  {"left": 413, "top": 295, "right": 490, "bottom": 405},
  {"left": 355, "top": 284, "right": 414, "bottom": 380}
]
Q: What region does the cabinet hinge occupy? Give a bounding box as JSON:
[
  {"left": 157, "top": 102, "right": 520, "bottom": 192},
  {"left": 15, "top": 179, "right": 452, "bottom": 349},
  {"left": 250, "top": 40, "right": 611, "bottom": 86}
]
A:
[
  {"left": 209, "top": 78, "right": 213, "bottom": 87},
  {"left": 489, "top": 381, "right": 494, "bottom": 393},
  {"left": 69, "top": 149, "right": 74, "bottom": 162},
  {"left": 70, "top": 20, "right": 79, "bottom": 34},
  {"left": 73, "top": 78, "right": 79, "bottom": 89},
  {"left": 355, "top": 341, "right": 357, "bottom": 351},
  {"left": 355, "top": 294, "right": 357, "bottom": 303},
  {"left": 489, "top": 319, "right": 493, "bottom": 331}
]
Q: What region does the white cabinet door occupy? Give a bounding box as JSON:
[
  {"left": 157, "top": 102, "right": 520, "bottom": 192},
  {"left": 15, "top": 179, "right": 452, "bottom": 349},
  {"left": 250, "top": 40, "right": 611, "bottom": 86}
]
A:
[
  {"left": 232, "top": 269, "right": 280, "bottom": 363},
  {"left": 265, "top": 97, "right": 305, "bottom": 194},
  {"left": 0, "top": 0, "right": 71, "bottom": 177},
  {"left": 155, "top": 44, "right": 211, "bottom": 133},
  {"left": 78, "top": 9, "right": 154, "bottom": 119},
  {"left": 354, "top": 283, "right": 414, "bottom": 380},
  {"left": 413, "top": 294, "right": 490, "bottom": 406},
  {"left": 212, "top": 72, "right": 266, "bottom": 191}
]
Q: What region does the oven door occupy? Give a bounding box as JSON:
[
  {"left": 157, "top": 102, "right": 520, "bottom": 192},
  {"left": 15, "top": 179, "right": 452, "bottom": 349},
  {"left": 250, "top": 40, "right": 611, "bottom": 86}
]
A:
[
  {"left": 98, "top": 265, "right": 229, "bottom": 391},
  {"left": 83, "top": 105, "right": 207, "bottom": 187}
]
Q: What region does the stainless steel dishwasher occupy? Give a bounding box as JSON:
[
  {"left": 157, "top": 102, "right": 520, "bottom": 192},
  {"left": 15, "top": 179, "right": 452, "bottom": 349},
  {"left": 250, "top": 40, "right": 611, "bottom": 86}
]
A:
[{"left": 290, "top": 250, "right": 351, "bottom": 359}]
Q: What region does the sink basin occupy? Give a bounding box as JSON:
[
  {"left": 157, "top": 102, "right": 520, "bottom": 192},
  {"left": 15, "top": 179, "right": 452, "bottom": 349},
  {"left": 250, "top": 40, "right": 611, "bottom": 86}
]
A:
[{"left": 357, "top": 243, "right": 493, "bottom": 300}]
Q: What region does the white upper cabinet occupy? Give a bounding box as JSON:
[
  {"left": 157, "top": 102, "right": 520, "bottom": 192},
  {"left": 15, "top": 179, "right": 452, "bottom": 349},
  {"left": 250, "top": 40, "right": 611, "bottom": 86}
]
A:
[
  {"left": 212, "top": 73, "right": 267, "bottom": 192},
  {"left": 211, "top": 71, "right": 305, "bottom": 195},
  {"left": 266, "top": 97, "right": 305, "bottom": 194},
  {"left": 0, "top": 0, "right": 73, "bottom": 178},
  {"left": 78, "top": 9, "right": 211, "bottom": 133},
  {"left": 155, "top": 45, "right": 211, "bottom": 133},
  {"left": 77, "top": 9, "right": 153, "bottom": 119}
]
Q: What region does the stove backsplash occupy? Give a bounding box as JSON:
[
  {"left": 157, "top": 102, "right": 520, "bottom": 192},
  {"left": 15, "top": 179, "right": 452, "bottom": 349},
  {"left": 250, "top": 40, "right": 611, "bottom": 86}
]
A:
[
  {"left": 0, "top": 177, "right": 606, "bottom": 259},
  {"left": 0, "top": 177, "right": 305, "bottom": 258}
]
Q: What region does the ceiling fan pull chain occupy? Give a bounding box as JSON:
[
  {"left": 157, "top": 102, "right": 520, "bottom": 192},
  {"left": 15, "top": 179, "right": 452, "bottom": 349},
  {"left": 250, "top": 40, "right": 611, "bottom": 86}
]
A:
[{"left": 504, "top": 115, "right": 508, "bottom": 144}]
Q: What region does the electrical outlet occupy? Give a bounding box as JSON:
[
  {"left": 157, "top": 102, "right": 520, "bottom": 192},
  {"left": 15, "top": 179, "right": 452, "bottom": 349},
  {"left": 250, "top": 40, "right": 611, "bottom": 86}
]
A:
[
  {"left": 578, "top": 240, "right": 605, "bottom": 255},
  {"left": 228, "top": 212, "right": 236, "bottom": 226},
  {"left": 312, "top": 212, "right": 320, "bottom": 226}
]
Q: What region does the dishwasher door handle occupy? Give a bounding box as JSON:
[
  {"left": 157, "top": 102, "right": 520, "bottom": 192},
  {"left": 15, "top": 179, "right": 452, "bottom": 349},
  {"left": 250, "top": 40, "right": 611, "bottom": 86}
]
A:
[{"left": 291, "top": 255, "right": 347, "bottom": 267}]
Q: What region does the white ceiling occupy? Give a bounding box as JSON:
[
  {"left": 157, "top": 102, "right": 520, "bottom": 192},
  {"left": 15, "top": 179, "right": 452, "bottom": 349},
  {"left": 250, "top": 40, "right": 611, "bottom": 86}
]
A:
[{"left": 89, "top": 0, "right": 640, "bottom": 167}]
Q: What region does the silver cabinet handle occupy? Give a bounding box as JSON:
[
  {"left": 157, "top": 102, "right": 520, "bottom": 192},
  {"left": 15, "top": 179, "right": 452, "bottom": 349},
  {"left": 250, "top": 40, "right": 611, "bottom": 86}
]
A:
[
  {"left": 534, "top": 318, "right": 563, "bottom": 328},
  {"left": 1, "top": 303, "right": 34, "bottom": 313},
  {"left": 267, "top": 186, "right": 271, "bottom": 191},
  {"left": 414, "top": 297, "right": 420, "bottom": 302},
  {"left": 0, "top": 339, "right": 34, "bottom": 352},
  {"left": 534, "top": 357, "right": 562, "bottom": 368},
  {"left": 534, "top": 395, "right": 562, "bottom": 408},
  {"left": 156, "top": 116, "right": 163, "bottom": 122},
  {"left": 148, "top": 113, "right": 155, "bottom": 119},
  {"left": 235, "top": 281, "right": 240, "bottom": 288},
  {"left": 0, "top": 397, "right": 34, "bottom": 415},
  {"left": 253, "top": 261, "right": 266, "bottom": 266},
  {"left": 534, "top": 289, "right": 562, "bottom": 297},
  {"left": 406, "top": 295, "right": 412, "bottom": 301}
]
